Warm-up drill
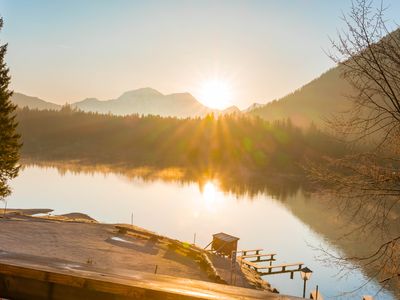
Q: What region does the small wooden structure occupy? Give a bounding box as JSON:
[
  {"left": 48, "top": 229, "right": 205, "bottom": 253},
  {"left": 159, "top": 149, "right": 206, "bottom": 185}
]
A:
[
  {"left": 207, "top": 232, "right": 239, "bottom": 257},
  {"left": 239, "top": 249, "right": 305, "bottom": 280}
]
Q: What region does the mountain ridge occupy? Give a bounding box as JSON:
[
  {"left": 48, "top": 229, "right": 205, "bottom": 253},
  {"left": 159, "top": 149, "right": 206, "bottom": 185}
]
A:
[
  {"left": 12, "top": 92, "right": 62, "bottom": 111},
  {"left": 11, "top": 88, "right": 243, "bottom": 118}
]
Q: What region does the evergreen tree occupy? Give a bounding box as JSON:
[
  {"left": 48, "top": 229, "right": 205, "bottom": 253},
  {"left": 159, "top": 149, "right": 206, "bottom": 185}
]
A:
[{"left": 0, "top": 18, "right": 20, "bottom": 198}]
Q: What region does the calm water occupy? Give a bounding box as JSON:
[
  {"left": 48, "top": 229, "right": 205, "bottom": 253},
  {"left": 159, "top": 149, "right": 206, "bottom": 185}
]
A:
[{"left": 5, "top": 165, "right": 396, "bottom": 299}]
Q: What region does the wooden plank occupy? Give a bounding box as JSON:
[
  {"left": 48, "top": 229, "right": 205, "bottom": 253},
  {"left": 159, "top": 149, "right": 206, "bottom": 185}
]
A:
[
  {"left": 240, "top": 254, "right": 276, "bottom": 258},
  {"left": 0, "top": 258, "right": 302, "bottom": 300},
  {"left": 238, "top": 249, "right": 263, "bottom": 253},
  {"left": 256, "top": 263, "right": 304, "bottom": 270},
  {"left": 241, "top": 254, "right": 276, "bottom": 259},
  {"left": 237, "top": 249, "right": 263, "bottom": 256},
  {"left": 240, "top": 260, "right": 259, "bottom": 267},
  {"left": 241, "top": 260, "right": 261, "bottom": 271},
  {"left": 241, "top": 260, "right": 304, "bottom": 276},
  {"left": 259, "top": 263, "right": 304, "bottom": 276}
]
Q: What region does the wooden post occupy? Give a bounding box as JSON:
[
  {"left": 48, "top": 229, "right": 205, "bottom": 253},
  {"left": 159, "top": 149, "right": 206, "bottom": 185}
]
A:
[{"left": 230, "top": 250, "right": 237, "bottom": 285}]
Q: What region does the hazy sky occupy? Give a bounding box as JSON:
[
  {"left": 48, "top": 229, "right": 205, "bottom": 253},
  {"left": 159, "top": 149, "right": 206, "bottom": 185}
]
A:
[{"left": 0, "top": 0, "right": 399, "bottom": 109}]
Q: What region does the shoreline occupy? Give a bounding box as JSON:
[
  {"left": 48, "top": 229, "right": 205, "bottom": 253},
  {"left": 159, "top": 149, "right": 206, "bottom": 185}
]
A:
[{"left": 0, "top": 208, "right": 277, "bottom": 294}]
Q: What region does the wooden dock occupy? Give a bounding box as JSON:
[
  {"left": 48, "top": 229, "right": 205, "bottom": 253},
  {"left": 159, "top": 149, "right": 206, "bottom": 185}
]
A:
[
  {"left": 240, "top": 253, "right": 276, "bottom": 264},
  {"left": 239, "top": 249, "right": 305, "bottom": 278}
]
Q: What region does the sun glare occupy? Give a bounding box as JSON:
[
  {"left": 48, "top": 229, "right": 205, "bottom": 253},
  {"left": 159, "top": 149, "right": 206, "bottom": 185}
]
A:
[
  {"left": 203, "top": 181, "right": 217, "bottom": 201},
  {"left": 201, "top": 180, "right": 225, "bottom": 212},
  {"left": 199, "top": 78, "right": 233, "bottom": 109}
]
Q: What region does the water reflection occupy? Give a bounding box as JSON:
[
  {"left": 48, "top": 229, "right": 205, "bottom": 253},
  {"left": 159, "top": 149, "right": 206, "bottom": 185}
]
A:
[
  {"left": 21, "top": 159, "right": 304, "bottom": 201},
  {"left": 8, "top": 162, "right": 398, "bottom": 299}
]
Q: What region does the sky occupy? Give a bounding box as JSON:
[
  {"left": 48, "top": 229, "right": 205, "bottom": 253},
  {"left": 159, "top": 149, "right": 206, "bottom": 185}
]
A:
[{"left": 0, "top": 0, "right": 399, "bottom": 109}]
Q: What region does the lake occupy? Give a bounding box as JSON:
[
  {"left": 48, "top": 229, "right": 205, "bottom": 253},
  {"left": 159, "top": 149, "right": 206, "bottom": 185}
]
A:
[{"left": 5, "top": 165, "right": 396, "bottom": 299}]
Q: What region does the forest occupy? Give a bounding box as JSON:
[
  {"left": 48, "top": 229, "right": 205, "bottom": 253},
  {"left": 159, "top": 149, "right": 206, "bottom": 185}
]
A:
[{"left": 16, "top": 106, "right": 346, "bottom": 179}]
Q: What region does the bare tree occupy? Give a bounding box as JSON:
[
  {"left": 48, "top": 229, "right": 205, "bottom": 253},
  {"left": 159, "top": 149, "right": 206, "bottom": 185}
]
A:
[
  {"left": 310, "top": 0, "right": 400, "bottom": 292},
  {"left": 328, "top": 0, "right": 400, "bottom": 146}
]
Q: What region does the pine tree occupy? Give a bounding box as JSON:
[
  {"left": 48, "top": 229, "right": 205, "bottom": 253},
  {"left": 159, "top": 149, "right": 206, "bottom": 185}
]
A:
[{"left": 0, "top": 18, "right": 20, "bottom": 198}]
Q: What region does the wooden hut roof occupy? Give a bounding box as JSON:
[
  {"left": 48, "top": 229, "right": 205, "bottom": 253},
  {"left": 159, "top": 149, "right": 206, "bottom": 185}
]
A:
[{"left": 212, "top": 232, "right": 239, "bottom": 242}]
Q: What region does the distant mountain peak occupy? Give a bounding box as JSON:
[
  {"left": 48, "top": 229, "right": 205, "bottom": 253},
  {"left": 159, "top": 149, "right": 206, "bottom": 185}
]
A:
[
  {"left": 119, "top": 87, "right": 163, "bottom": 99},
  {"left": 245, "top": 102, "right": 264, "bottom": 112},
  {"left": 223, "top": 105, "right": 241, "bottom": 114},
  {"left": 79, "top": 97, "right": 100, "bottom": 103},
  {"left": 166, "top": 92, "right": 198, "bottom": 101},
  {"left": 11, "top": 92, "right": 61, "bottom": 110},
  {"left": 168, "top": 92, "right": 193, "bottom": 97}
]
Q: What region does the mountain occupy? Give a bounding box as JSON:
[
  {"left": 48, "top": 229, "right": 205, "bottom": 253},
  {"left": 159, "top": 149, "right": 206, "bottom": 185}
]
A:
[
  {"left": 249, "top": 67, "right": 353, "bottom": 128},
  {"left": 11, "top": 92, "right": 61, "bottom": 111},
  {"left": 222, "top": 105, "right": 241, "bottom": 114},
  {"left": 11, "top": 88, "right": 239, "bottom": 118},
  {"left": 71, "top": 88, "right": 218, "bottom": 118},
  {"left": 244, "top": 102, "right": 263, "bottom": 113},
  {"left": 250, "top": 28, "right": 400, "bottom": 127}
]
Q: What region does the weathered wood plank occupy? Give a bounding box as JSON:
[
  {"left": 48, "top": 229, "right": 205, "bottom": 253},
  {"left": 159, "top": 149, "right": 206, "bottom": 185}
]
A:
[
  {"left": 256, "top": 263, "right": 304, "bottom": 270},
  {"left": 240, "top": 254, "right": 276, "bottom": 262},
  {"left": 0, "top": 258, "right": 301, "bottom": 300},
  {"left": 237, "top": 249, "right": 263, "bottom": 256},
  {"left": 240, "top": 254, "right": 276, "bottom": 259}
]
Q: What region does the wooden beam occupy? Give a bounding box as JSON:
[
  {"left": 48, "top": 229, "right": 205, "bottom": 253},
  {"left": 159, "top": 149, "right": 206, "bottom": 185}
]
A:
[
  {"left": 256, "top": 263, "right": 304, "bottom": 271},
  {"left": 259, "top": 263, "right": 304, "bottom": 276},
  {"left": 241, "top": 260, "right": 305, "bottom": 276},
  {"left": 240, "top": 254, "right": 276, "bottom": 262},
  {"left": 240, "top": 254, "right": 276, "bottom": 259},
  {"left": 237, "top": 249, "right": 263, "bottom": 256},
  {"left": 241, "top": 260, "right": 261, "bottom": 271}
]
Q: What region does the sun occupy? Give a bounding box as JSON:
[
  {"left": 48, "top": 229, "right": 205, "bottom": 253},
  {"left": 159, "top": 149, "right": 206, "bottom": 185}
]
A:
[{"left": 198, "top": 78, "right": 233, "bottom": 110}]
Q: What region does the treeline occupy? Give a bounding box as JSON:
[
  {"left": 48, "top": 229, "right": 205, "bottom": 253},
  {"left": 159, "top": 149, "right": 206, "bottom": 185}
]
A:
[{"left": 16, "top": 106, "right": 346, "bottom": 176}]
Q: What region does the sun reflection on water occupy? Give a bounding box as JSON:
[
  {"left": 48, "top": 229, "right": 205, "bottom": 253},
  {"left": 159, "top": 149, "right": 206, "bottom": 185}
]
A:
[{"left": 201, "top": 180, "right": 225, "bottom": 212}]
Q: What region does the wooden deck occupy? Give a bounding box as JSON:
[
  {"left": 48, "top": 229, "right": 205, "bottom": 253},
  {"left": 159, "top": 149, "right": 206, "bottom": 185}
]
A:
[
  {"left": 0, "top": 256, "right": 303, "bottom": 300},
  {"left": 239, "top": 249, "right": 305, "bottom": 278},
  {"left": 240, "top": 253, "right": 276, "bottom": 263},
  {"left": 255, "top": 263, "right": 304, "bottom": 276}
]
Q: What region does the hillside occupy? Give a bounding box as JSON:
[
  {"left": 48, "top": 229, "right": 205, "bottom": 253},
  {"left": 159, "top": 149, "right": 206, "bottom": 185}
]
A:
[
  {"left": 250, "top": 67, "right": 353, "bottom": 128},
  {"left": 11, "top": 92, "right": 61, "bottom": 111}
]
